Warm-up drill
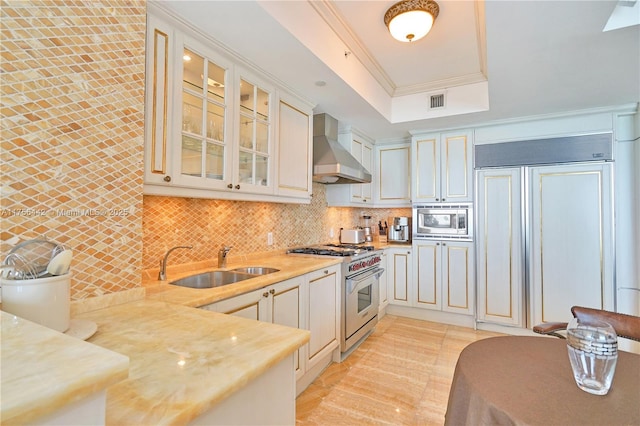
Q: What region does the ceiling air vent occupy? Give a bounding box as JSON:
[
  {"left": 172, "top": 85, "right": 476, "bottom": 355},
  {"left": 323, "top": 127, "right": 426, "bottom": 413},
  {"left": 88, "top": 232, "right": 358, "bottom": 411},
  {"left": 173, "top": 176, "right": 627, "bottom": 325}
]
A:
[{"left": 430, "top": 93, "right": 445, "bottom": 109}]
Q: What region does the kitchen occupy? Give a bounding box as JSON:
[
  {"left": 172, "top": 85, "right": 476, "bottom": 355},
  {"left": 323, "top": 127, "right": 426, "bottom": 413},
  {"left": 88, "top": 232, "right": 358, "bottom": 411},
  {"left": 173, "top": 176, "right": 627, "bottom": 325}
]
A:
[{"left": 2, "top": 0, "right": 640, "bottom": 425}]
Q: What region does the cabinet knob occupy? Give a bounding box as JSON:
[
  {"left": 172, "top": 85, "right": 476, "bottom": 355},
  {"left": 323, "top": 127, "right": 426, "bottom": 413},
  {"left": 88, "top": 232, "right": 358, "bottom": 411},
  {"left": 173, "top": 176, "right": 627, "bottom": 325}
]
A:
[
  {"left": 227, "top": 183, "right": 233, "bottom": 189},
  {"left": 269, "top": 289, "right": 275, "bottom": 295},
  {"left": 436, "top": 242, "right": 440, "bottom": 246},
  {"left": 263, "top": 292, "right": 269, "bottom": 298},
  {"left": 442, "top": 243, "right": 447, "bottom": 246},
  {"left": 163, "top": 175, "right": 172, "bottom": 182},
  {"left": 324, "top": 270, "right": 329, "bottom": 274},
  {"left": 436, "top": 198, "right": 440, "bottom": 201},
  {"left": 442, "top": 198, "right": 446, "bottom": 201},
  {"left": 235, "top": 184, "right": 240, "bottom": 190}
]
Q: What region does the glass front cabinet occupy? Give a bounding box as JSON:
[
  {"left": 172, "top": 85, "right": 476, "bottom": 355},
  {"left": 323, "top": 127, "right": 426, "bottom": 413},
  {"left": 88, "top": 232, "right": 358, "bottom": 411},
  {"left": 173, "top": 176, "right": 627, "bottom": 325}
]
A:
[
  {"left": 177, "top": 40, "right": 234, "bottom": 192},
  {"left": 144, "top": 10, "right": 312, "bottom": 202}
]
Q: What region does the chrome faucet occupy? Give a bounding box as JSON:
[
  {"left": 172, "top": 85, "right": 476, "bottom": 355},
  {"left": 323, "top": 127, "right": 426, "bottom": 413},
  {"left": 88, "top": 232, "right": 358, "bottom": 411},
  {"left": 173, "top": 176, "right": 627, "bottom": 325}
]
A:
[
  {"left": 158, "top": 245, "right": 193, "bottom": 281},
  {"left": 218, "top": 245, "right": 232, "bottom": 268}
]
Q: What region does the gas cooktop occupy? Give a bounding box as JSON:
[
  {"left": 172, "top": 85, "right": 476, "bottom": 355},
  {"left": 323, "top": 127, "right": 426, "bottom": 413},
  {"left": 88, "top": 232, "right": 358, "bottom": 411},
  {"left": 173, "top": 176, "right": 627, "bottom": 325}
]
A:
[{"left": 287, "top": 243, "right": 376, "bottom": 258}]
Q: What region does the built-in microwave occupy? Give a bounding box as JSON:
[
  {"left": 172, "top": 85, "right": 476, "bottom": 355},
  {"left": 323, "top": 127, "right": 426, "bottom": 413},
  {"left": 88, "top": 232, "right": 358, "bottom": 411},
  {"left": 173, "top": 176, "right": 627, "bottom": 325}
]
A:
[{"left": 412, "top": 204, "right": 473, "bottom": 240}]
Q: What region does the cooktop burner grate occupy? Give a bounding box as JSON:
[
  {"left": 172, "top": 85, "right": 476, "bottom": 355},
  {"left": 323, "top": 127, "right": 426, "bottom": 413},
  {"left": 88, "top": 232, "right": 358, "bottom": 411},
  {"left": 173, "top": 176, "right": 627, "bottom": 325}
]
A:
[{"left": 287, "top": 247, "right": 355, "bottom": 257}]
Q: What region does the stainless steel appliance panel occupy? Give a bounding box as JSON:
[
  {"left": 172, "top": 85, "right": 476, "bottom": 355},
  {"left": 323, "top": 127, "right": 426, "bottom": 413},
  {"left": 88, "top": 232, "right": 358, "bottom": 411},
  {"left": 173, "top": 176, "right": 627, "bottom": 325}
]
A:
[
  {"left": 474, "top": 133, "right": 613, "bottom": 169},
  {"left": 413, "top": 204, "right": 472, "bottom": 240}
]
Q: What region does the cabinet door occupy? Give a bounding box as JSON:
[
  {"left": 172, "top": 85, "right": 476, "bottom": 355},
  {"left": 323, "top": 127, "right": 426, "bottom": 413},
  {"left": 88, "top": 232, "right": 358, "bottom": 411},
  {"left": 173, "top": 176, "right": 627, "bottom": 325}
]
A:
[
  {"left": 307, "top": 266, "right": 339, "bottom": 367},
  {"left": 388, "top": 248, "right": 412, "bottom": 306},
  {"left": 362, "top": 143, "right": 373, "bottom": 201},
  {"left": 378, "top": 251, "right": 388, "bottom": 309},
  {"left": 377, "top": 143, "right": 411, "bottom": 206},
  {"left": 414, "top": 241, "right": 440, "bottom": 310},
  {"left": 412, "top": 134, "right": 439, "bottom": 202},
  {"left": 476, "top": 168, "right": 523, "bottom": 326},
  {"left": 269, "top": 277, "right": 305, "bottom": 379},
  {"left": 202, "top": 289, "right": 267, "bottom": 321},
  {"left": 441, "top": 130, "right": 473, "bottom": 202},
  {"left": 172, "top": 34, "right": 234, "bottom": 191},
  {"left": 441, "top": 241, "right": 474, "bottom": 315},
  {"left": 325, "top": 134, "right": 373, "bottom": 206},
  {"left": 144, "top": 15, "right": 173, "bottom": 186},
  {"left": 350, "top": 138, "right": 365, "bottom": 203},
  {"left": 350, "top": 139, "right": 373, "bottom": 203},
  {"left": 234, "top": 69, "right": 274, "bottom": 194},
  {"left": 530, "top": 163, "right": 613, "bottom": 325},
  {"left": 276, "top": 99, "right": 311, "bottom": 199}
]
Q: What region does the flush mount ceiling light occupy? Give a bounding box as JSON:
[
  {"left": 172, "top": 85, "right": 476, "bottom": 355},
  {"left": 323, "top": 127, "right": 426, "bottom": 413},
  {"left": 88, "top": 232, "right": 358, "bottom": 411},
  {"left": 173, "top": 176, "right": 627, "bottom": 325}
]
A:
[{"left": 384, "top": 0, "right": 440, "bottom": 42}]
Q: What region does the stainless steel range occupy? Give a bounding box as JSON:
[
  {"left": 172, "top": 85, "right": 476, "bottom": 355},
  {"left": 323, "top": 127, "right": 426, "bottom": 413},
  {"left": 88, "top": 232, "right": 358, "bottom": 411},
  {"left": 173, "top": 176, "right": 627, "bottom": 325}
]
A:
[{"left": 288, "top": 244, "right": 384, "bottom": 353}]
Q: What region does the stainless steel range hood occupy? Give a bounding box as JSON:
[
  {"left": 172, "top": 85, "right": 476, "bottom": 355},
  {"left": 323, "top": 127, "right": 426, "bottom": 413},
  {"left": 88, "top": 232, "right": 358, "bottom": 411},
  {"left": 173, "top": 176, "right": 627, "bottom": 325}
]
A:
[{"left": 313, "top": 114, "right": 372, "bottom": 184}]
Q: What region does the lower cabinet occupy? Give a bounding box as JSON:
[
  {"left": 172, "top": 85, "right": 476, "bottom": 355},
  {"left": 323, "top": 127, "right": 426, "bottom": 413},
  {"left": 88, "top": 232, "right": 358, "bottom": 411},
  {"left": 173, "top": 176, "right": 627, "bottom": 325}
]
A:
[
  {"left": 200, "top": 265, "right": 341, "bottom": 389},
  {"left": 387, "top": 247, "right": 412, "bottom": 306},
  {"left": 306, "top": 266, "right": 339, "bottom": 369},
  {"left": 413, "top": 240, "right": 474, "bottom": 315},
  {"left": 387, "top": 243, "right": 474, "bottom": 317},
  {"left": 378, "top": 251, "right": 389, "bottom": 313}
]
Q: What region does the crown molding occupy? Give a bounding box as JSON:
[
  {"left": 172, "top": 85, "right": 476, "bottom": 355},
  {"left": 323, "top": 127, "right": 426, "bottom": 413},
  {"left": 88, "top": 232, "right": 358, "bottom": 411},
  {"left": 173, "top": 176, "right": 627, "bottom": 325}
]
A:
[{"left": 308, "top": 0, "right": 396, "bottom": 96}]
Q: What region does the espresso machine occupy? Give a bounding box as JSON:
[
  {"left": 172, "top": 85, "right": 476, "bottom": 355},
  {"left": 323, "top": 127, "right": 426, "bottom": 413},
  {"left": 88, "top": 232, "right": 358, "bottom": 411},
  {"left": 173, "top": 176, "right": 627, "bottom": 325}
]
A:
[{"left": 388, "top": 217, "right": 411, "bottom": 243}]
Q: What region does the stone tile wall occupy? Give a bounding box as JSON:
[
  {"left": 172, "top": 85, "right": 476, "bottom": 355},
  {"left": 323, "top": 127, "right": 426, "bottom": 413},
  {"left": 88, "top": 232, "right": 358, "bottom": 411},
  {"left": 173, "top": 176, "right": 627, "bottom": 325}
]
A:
[
  {"left": 142, "top": 188, "right": 411, "bottom": 270},
  {"left": 1, "top": 0, "right": 147, "bottom": 300},
  {"left": 1, "top": 1, "right": 412, "bottom": 302}
]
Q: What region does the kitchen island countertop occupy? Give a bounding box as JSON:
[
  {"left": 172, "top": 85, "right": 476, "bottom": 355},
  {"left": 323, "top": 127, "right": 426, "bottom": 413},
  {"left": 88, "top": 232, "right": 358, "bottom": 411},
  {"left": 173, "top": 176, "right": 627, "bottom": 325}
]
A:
[
  {"left": 3, "top": 252, "right": 339, "bottom": 425},
  {"left": 0, "top": 311, "right": 129, "bottom": 425},
  {"left": 76, "top": 299, "right": 310, "bottom": 425}
]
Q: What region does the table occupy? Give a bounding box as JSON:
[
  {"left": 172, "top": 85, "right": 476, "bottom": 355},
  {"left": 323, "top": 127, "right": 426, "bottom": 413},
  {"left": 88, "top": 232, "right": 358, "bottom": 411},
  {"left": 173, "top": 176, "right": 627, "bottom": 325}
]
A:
[{"left": 445, "top": 336, "right": 640, "bottom": 425}]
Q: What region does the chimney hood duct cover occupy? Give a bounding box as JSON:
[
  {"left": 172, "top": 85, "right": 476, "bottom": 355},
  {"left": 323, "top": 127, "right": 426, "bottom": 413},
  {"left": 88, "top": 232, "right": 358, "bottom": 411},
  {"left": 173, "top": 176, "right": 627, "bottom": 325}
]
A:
[{"left": 312, "top": 114, "right": 372, "bottom": 184}]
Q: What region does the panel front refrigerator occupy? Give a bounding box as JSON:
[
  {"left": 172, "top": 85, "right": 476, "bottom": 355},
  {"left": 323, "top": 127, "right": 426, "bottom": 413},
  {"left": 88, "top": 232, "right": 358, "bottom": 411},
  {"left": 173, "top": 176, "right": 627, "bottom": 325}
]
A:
[{"left": 475, "top": 133, "right": 615, "bottom": 328}]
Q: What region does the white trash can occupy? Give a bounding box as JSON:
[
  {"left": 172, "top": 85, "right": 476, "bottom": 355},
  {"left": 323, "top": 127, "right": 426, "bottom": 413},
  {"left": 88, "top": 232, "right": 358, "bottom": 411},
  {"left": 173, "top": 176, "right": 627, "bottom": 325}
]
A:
[{"left": 1, "top": 273, "right": 71, "bottom": 332}]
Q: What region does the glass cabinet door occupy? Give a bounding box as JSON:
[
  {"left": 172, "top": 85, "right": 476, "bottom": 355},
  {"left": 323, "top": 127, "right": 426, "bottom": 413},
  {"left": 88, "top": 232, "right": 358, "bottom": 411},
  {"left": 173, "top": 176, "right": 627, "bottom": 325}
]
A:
[
  {"left": 238, "top": 78, "right": 271, "bottom": 187},
  {"left": 181, "top": 48, "right": 227, "bottom": 182}
]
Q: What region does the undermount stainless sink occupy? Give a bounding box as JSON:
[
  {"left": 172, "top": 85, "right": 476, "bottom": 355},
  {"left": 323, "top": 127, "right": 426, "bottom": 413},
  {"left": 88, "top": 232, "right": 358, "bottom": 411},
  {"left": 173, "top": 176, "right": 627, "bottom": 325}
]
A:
[
  {"left": 230, "top": 267, "right": 280, "bottom": 275},
  {"left": 170, "top": 271, "right": 255, "bottom": 289},
  {"left": 169, "top": 267, "right": 279, "bottom": 289}
]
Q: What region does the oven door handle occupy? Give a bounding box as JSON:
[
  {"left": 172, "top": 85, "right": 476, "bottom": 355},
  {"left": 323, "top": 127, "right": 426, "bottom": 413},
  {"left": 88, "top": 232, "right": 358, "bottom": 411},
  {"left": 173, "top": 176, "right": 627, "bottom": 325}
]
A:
[{"left": 346, "top": 267, "right": 385, "bottom": 294}]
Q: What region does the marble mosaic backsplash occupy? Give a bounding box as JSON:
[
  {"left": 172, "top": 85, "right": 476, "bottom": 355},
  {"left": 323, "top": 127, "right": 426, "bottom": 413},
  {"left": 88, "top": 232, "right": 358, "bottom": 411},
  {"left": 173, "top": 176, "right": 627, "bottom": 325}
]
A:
[
  {"left": 142, "top": 186, "right": 411, "bottom": 271},
  {"left": 1, "top": 0, "right": 147, "bottom": 300}
]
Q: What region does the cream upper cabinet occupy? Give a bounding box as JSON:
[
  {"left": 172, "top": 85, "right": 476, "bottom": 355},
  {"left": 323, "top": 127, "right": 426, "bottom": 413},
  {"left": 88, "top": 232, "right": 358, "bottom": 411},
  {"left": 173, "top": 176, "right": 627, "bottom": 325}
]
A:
[
  {"left": 276, "top": 95, "right": 312, "bottom": 200},
  {"left": 172, "top": 34, "right": 236, "bottom": 192},
  {"left": 144, "top": 8, "right": 313, "bottom": 203},
  {"left": 325, "top": 129, "right": 374, "bottom": 206},
  {"left": 412, "top": 130, "right": 473, "bottom": 203},
  {"left": 375, "top": 142, "right": 411, "bottom": 206},
  {"left": 233, "top": 70, "right": 274, "bottom": 194},
  {"left": 144, "top": 14, "right": 174, "bottom": 187},
  {"left": 350, "top": 137, "right": 373, "bottom": 203}
]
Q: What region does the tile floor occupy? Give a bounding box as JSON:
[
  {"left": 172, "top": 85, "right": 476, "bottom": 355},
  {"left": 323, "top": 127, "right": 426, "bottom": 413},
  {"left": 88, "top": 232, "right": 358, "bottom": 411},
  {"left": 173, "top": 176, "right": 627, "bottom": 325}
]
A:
[{"left": 296, "top": 314, "right": 504, "bottom": 425}]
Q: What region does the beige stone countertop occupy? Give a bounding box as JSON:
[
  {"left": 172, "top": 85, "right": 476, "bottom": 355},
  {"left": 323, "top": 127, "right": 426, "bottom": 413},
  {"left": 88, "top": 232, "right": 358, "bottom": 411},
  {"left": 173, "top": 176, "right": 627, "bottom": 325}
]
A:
[
  {"left": 77, "top": 299, "right": 310, "bottom": 425},
  {"left": 0, "top": 311, "right": 129, "bottom": 425},
  {"left": 143, "top": 252, "right": 343, "bottom": 308}
]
